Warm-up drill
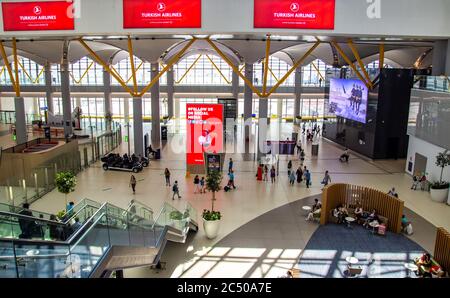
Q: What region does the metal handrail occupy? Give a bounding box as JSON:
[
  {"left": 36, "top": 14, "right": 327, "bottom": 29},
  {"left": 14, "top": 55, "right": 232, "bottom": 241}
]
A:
[{"left": 66, "top": 202, "right": 108, "bottom": 244}]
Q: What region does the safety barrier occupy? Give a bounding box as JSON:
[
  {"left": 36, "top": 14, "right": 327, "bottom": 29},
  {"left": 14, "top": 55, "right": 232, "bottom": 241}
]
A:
[
  {"left": 320, "top": 183, "right": 404, "bottom": 233},
  {"left": 434, "top": 227, "right": 450, "bottom": 273}
]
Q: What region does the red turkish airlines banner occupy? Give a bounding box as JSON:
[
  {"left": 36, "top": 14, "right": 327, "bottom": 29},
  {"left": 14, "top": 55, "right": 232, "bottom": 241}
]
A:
[
  {"left": 254, "top": 0, "right": 335, "bottom": 29},
  {"left": 2, "top": 1, "right": 75, "bottom": 31},
  {"left": 123, "top": 0, "right": 201, "bottom": 28},
  {"left": 186, "top": 104, "right": 223, "bottom": 165}
]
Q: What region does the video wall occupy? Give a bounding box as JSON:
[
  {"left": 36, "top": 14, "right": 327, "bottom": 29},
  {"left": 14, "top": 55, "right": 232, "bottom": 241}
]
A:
[
  {"left": 329, "top": 78, "right": 369, "bottom": 124},
  {"left": 186, "top": 104, "right": 224, "bottom": 166}
]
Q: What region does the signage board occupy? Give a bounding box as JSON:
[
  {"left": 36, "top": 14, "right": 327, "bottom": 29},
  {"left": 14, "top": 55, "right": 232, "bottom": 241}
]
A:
[
  {"left": 123, "top": 0, "right": 201, "bottom": 29},
  {"left": 2, "top": 1, "right": 75, "bottom": 31},
  {"left": 186, "top": 104, "right": 223, "bottom": 166},
  {"left": 254, "top": 0, "right": 335, "bottom": 29}
]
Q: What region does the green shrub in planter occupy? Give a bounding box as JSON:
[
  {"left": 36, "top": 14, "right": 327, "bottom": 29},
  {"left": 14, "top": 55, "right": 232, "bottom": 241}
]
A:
[
  {"left": 170, "top": 210, "right": 190, "bottom": 220},
  {"left": 55, "top": 171, "right": 77, "bottom": 209},
  {"left": 430, "top": 181, "right": 450, "bottom": 190},
  {"left": 202, "top": 210, "right": 221, "bottom": 221}
]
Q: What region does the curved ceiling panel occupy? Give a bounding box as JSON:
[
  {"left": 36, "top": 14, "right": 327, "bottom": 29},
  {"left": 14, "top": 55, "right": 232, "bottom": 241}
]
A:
[
  {"left": 219, "top": 39, "right": 300, "bottom": 64},
  {"left": 101, "top": 38, "right": 183, "bottom": 63},
  {"left": 162, "top": 39, "right": 241, "bottom": 66}
]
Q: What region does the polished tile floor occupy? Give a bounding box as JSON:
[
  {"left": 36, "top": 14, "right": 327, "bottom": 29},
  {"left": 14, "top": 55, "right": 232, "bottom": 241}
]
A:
[{"left": 27, "top": 121, "right": 450, "bottom": 278}]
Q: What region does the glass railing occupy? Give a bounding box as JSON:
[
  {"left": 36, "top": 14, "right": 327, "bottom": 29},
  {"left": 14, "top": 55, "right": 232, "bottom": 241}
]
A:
[
  {"left": 414, "top": 75, "right": 450, "bottom": 93},
  {"left": 127, "top": 199, "right": 154, "bottom": 224},
  {"left": 0, "top": 200, "right": 195, "bottom": 278},
  {"left": 184, "top": 201, "right": 198, "bottom": 224}
]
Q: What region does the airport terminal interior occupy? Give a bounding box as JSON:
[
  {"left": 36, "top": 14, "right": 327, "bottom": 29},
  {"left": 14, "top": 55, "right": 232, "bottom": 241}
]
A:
[{"left": 0, "top": 0, "right": 450, "bottom": 279}]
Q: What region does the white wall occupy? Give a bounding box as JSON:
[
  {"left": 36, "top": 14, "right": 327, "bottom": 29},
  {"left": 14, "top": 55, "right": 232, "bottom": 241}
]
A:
[
  {"left": 406, "top": 135, "right": 450, "bottom": 183},
  {"left": 0, "top": 0, "right": 449, "bottom": 38}
]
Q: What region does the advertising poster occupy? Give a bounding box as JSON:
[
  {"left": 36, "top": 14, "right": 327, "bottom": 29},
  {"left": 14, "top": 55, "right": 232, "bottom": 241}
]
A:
[
  {"left": 254, "top": 0, "right": 335, "bottom": 29},
  {"left": 205, "top": 154, "right": 221, "bottom": 174},
  {"left": 2, "top": 1, "right": 75, "bottom": 31},
  {"left": 123, "top": 0, "right": 201, "bottom": 28},
  {"left": 186, "top": 104, "right": 223, "bottom": 166},
  {"left": 329, "top": 78, "right": 368, "bottom": 124}
]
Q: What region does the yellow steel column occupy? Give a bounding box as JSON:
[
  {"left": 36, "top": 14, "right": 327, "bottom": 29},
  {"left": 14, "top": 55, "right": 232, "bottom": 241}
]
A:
[
  {"left": 266, "top": 41, "right": 320, "bottom": 97},
  {"left": 176, "top": 54, "right": 202, "bottom": 84},
  {"left": 262, "top": 35, "right": 271, "bottom": 96},
  {"left": 205, "top": 54, "right": 231, "bottom": 84},
  {"left": 348, "top": 40, "right": 372, "bottom": 86},
  {"left": 206, "top": 38, "right": 262, "bottom": 97},
  {"left": 127, "top": 36, "right": 138, "bottom": 94},
  {"left": 331, "top": 41, "right": 372, "bottom": 89},
  {"left": 0, "top": 41, "right": 17, "bottom": 93},
  {"left": 379, "top": 43, "right": 385, "bottom": 70},
  {"left": 12, "top": 38, "right": 21, "bottom": 97},
  {"left": 311, "top": 62, "right": 325, "bottom": 82},
  {"left": 138, "top": 38, "right": 196, "bottom": 97}
]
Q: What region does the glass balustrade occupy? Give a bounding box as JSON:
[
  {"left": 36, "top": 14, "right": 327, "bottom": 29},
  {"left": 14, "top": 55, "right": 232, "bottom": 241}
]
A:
[{"left": 0, "top": 199, "right": 194, "bottom": 278}]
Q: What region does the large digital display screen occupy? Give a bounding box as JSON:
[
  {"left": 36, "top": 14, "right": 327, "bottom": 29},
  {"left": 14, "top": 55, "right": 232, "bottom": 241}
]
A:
[
  {"left": 2, "top": 1, "right": 75, "bottom": 31},
  {"left": 254, "top": 0, "right": 335, "bottom": 29},
  {"left": 329, "top": 78, "right": 369, "bottom": 124},
  {"left": 186, "top": 104, "right": 223, "bottom": 165},
  {"left": 123, "top": 0, "right": 201, "bottom": 29}
]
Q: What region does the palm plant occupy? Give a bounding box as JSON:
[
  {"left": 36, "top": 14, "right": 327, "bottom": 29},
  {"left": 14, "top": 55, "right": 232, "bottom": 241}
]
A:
[{"left": 203, "top": 170, "right": 223, "bottom": 220}]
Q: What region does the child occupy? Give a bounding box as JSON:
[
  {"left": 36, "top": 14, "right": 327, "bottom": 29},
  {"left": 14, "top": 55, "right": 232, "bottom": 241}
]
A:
[{"left": 200, "top": 177, "right": 206, "bottom": 193}]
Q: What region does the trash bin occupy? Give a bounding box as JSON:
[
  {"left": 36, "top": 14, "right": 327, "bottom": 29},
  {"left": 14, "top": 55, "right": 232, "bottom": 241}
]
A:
[
  {"left": 311, "top": 144, "right": 319, "bottom": 156},
  {"left": 155, "top": 149, "right": 161, "bottom": 160}
]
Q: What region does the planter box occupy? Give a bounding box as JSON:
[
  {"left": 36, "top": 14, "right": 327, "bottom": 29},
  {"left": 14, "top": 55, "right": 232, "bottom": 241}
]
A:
[
  {"left": 430, "top": 188, "right": 449, "bottom": 203},
  {"left": 202, "top": 218, "right": 221, "bottom": 239}
]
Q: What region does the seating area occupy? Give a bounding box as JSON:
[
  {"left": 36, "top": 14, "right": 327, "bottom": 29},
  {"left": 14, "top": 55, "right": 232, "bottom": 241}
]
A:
[{"left": 328, "top": 207, "right": 389, "bottom": 236}]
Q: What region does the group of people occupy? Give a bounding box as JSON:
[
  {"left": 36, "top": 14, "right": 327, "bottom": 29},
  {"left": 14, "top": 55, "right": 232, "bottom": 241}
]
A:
[
  {"left": 18, "top": 202, "right": 82, "bottom": 241},
  {"left": 414, "top": 252, "right": 446, "bottom": 278},
  {"left": 257, "top": 164, "right": 278, "bottom": 183},
  {"left": 193, "top": 175, "right": 207, "bottom": 193},
  {"left": 411, "top": 173, "right": 428, "bottom": 191},
  {"left": 349, "top": 84, "right": 365, "bottom": 115}
]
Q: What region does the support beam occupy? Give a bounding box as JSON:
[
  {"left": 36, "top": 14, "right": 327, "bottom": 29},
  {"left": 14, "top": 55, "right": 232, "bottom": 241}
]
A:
[
  {"left": 379, "top": 43, "right": 385, "bottom": 70},
  {"left": 0, "top": 41, "right": 18, "bottom": 94},
  {"left": 133, "top": 96, "right": 144, "bottom": 156},
  {"left": 243, "top": 63, "right": 253, "bottom": 142},
  {"left": 206, "top": 38, "right": 263, "bottom": 97},
  {"left": 103, "top": 69, "right": 112, "bottom": 131},
  {"left": 348, "top": 40, "right": 372, "bottom": 86},
  {"left": 12, "top": 38, "right": 20, "bottom": 97},
  {"left": 150, "top": 63, "right": 161, "bottom": 149},
  {"left": 167, "top": 66, "right": 174, "bottom": 118},
  {"left": 138, "top": 38, "right": 196, "bottom": 97},
  {"left": 127, "top": 36, "right": 138, "bottom": 93},
  {"left": 331, "top": 41, "right": 372, "bottom": 89},
  {"left": 14, "top": 96, "right": 27, "bottom": 144},
  {"left": 294, "top": 67, "right": 302, "bottom": 119},
  {"left": 257, "top": 97, "right": 269, "bottom": 160},
  {"left": 206, "top": 54, "right": 231, "bottom": 84},
  {"left": 266, "top": 41, "right": 320, "bottom": 97},
  {"left": 44, "top": 62, "right": 54, "bottom": 114},
  {"left": 175, "top": 54, "right": 202, "bottom": 84},
  {"left": 61, "top": 41, "right": 73, "bottom": 138},
  {"left": 262, "top": 36, "right": 271, "bottom": 95}
]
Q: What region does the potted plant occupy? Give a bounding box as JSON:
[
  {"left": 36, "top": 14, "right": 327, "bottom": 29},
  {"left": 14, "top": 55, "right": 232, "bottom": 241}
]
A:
[
  {"left": 55, "top": 171, "right": 77, "bottom": 210},
  {"left": 202, "top": 170, "right": 223, "bottom": 239},
  {"left": 430, "top": 150, "right": 450, "bottom": 203}
]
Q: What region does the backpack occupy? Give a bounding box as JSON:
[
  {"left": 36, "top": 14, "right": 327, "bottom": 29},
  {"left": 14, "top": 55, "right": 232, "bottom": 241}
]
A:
[{"left": 172, "top": 185, "right": 178, "bottom": 192}]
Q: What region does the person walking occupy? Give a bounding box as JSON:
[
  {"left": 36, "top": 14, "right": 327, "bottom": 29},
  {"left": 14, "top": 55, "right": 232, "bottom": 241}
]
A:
[
  {"left": 172, "top": 181, "right": 181, "bottom": 200},
  {"left": 296, "top": 138, "right": 302, "bottom": 155},
  {"left": 193, "top": 175, "right": 200, "bottom": 193},
  {"left": 321, "top": 170, "right": 332, "bottom": 189},
  {"left": 296, "top": 166, "right": 303, "bottom": 184},
  {"left": 270, "top": 166, "right": 276, "bottom": 183},
  {"left": 289, "top": 170, "right": 296, "bottom": 185},
  {"left": 263, "top": 165, "right": 269, "bottom": 181},
  {"left": 287, "top": 160, "right": 293, "bottom": 177},
  {"left": 164, "top": 168, "right": 171, "bottom": 186},
  {"left": 304, "top": 170, "right": 311, "bottom": 188},
  {"left": 200, "top": 177, "right": 206, "bottom": 193},
  {"left": 129, "top": 175, "right": 137, "bottom": 194},
  {"left": 300, "top": 149, "right": 305, "bottom": 165},
  {"left": 228, "top": 170, "right": 236, "bottom": 189},
  {"left": 228, "top": 158, "right": 234, "bottom": 173}
]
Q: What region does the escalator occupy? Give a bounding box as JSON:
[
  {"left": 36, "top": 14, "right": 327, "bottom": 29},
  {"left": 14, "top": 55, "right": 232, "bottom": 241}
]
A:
[{"left": 0, "top": 199, "right": 198, "bottom": 278}]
